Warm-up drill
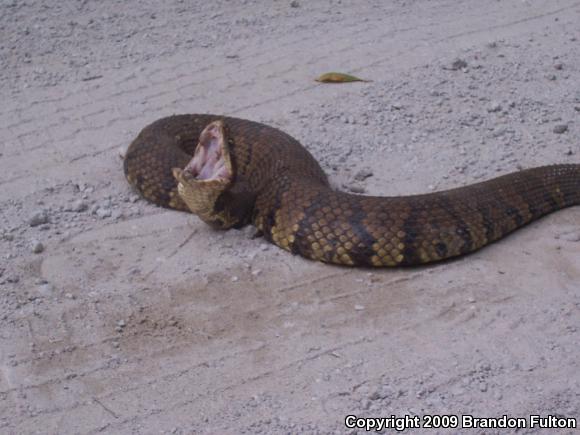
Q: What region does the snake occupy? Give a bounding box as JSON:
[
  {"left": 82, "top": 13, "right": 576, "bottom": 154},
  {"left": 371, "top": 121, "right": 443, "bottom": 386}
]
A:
[{"left": 123, "top": 114, "right": 580, "bottom": 267}]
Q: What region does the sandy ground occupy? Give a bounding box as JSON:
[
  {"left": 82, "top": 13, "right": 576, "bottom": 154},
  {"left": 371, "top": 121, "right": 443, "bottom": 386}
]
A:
[{"left": 1, "top": 1, "right": 580, "bottom": 434}]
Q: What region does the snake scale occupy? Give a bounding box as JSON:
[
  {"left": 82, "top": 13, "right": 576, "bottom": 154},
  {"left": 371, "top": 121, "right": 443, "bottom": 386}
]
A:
[{"left": 123, "top": 114, "right": 580, "bottom": 267}]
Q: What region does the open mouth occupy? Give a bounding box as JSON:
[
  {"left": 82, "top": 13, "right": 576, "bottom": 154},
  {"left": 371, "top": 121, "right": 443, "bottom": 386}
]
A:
[{"left": 183, "top": 120, "right": 232, "bottom": 181}]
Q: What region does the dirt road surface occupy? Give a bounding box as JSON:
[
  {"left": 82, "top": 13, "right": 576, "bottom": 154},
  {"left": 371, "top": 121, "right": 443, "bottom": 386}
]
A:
[{"left": 1, "top": 1, "right": 579, "bottom": 433}]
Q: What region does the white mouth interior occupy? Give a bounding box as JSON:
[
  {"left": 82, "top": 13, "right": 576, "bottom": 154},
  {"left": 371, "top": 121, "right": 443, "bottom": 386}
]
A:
[{"left": 184, "top": 123, "right": 230, "bottom": 181}]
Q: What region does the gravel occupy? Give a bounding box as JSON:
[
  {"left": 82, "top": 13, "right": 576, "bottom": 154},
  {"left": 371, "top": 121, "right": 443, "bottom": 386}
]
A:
[{"left": 1, "top": 1, "right": 579, "bottom": 434}]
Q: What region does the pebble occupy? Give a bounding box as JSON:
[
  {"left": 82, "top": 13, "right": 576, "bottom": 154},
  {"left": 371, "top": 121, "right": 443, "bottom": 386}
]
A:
[
  {"left": 115, "top": 320, "right": 126, "bottom": 333},
  {"left": 29, "top": 210, "right": 49, "bottom": 227},
  {"left": 346, "top": 183, "right": 365, "bottom": 194},
  {"left": 487, "top": 102, "right": 502, "bottom": 113},
  {"left": 554, "top": 63, "right": 563, "bottom": 70},
  {"left": 96, "top": 207, "right": 112, "bottom": 219},
  {"left": 31, "top": 240, "right": 44, "bottom": 254},
  {"left": 71, "top": 200, "right": 88, "bottom": 212},
  {"left": 231, "top": 276, "right": 239, "bottom": 282},
  {"left": 553, "top": 124, "right": 568, "bottom": 134},
  {"left": 111, "top": 210, "right": 124, "bottom": 220},
  {"left": 290, "top": 0, "right": 299, "bottom": 7},
  {"left": 354, "top": 168, "right": 373, "bottom": 182},
  {"left": 557, "top": 232, "right": 580, "bottom": 242},
  {"left": 354, "top": 305, "right": 365, "bottom": 311}
]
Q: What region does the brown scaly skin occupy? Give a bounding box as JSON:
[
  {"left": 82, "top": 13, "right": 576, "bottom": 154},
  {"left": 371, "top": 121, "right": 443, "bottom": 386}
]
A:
[{"left": 124, "top": 114, "right": 580, "bottom": 267}]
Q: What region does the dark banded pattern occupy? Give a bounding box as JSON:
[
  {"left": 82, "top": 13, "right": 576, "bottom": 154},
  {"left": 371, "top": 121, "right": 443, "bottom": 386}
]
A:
[{"left": 124, "top": 115, "right": 580, "bottom": 267}]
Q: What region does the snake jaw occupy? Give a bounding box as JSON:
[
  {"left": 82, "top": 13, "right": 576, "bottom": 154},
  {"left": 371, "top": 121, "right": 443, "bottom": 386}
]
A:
[
  {"left": 172, "top": 120, "right": 236, "bottom": 228},
  {"left": 183, "top": 120, "right": 233, "bottom": 182}
]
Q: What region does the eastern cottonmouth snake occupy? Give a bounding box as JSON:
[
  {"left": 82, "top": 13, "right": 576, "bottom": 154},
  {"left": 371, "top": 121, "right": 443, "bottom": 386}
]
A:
[{"left": 123, "top": 115, "right": 580, "bottom": 267}]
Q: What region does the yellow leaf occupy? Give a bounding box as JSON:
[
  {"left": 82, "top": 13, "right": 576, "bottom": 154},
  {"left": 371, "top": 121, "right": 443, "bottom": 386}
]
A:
[{"left": 315, "top": 72, "right": 369, "bottom": 83}]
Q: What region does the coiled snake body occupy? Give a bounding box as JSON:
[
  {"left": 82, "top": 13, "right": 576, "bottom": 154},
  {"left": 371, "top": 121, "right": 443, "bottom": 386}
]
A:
[{"left": 124, "top": 115, "right": 580, "bottom": 267}]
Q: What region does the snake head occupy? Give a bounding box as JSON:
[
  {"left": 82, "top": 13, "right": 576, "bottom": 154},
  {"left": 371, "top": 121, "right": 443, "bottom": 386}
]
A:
[{"left": 173, "top": 120, "right": 237, "bottom": 229}]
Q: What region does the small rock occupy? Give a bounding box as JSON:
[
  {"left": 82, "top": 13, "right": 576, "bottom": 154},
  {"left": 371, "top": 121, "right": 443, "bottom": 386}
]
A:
[
  {"left": 117, "top": 319, "right": 126, "bottom": 327},
  {"left": 96, "top": 207, "right": 112, "bottom": 219},
  {"left": 29, "top": 210, "right": 49, "bottom": 227},
  {"left": 354, "top": 305, "right": 365, "bottom": 311},
  {"left": 231, "top": 276, "right": 239, "bottom": 282},
  {"left": 31, "top": 240, "right": 44, "bottom": 254},
  {"left": 346, "top": 184, "right": 365, "bottom": 194},
  {"left": 64, "top": 293, "right": 75, "bottom": 299},
  {"left": 553, "top": 124, "right": 568, "bottom": 134},
  {"left": 554, "top": 63, "right": 564, "bottom": 70},
  {"left": 547, "top": 74, "right": 557, "bottom": 81},
  {"left": 111, "top": 210, "right": 124, "bottom": 220},
  {"left": 290, "top": 0, "right": 299, "bottom": 7},
  {"left": 129, "top": 194, "right": 140, "bottom": 203},
  {"left": 559, "top": 232, "right": 580, "bottom": 242},
  {"left": 487, "top": 102, "right": 502, "bottom": 113},
  {"left": 71, "top": 200, "right": 88, "bottom": 212},
  {"left": 251, "top": 269, "right": 262, "bottom": 277},
  {"left": 354, "top": 168, "right": 373, "bottom": 182}
]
